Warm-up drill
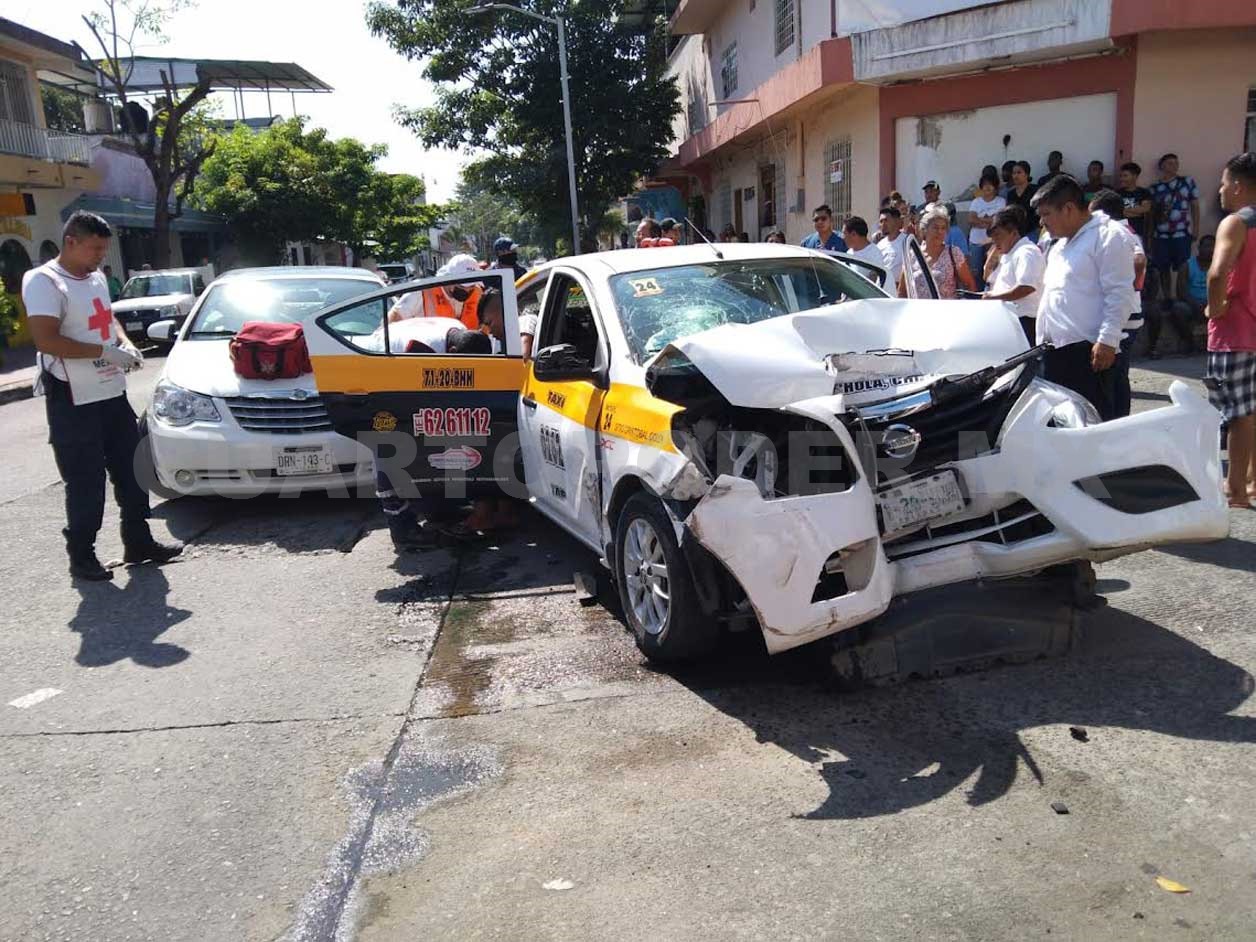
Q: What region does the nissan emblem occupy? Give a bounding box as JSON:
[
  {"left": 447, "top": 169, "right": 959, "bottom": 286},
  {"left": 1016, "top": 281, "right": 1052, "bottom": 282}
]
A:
[{"left": 882, "top": 424, "right": 922, "bottom": 461}]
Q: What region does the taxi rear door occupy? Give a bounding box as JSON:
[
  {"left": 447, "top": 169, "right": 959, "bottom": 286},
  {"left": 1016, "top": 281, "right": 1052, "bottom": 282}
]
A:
[{"left": 306, "top": 268, "right": 524, "bottom": 500}]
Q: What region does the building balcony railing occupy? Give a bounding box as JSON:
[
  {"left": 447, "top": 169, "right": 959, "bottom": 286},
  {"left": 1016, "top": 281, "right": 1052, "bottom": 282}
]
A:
[{"left": 0, "top": 117, "right": 93, "bottom": 166}]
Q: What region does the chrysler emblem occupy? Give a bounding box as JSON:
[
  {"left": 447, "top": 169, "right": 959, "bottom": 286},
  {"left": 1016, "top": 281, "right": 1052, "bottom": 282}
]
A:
[
  {"left": 882, "top": 424, "right": 922, "bottom": 461},
  {"left": 290, "top": 389, "right": 311, "bottom": 401}
]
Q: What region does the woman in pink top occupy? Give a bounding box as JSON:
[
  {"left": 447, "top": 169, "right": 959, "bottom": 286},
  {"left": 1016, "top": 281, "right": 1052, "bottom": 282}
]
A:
[{"left": 1205, "top": 152, "right": 1256, "bottom": 507}]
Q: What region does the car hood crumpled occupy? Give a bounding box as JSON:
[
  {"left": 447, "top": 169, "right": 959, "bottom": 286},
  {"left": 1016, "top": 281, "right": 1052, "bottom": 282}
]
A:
[{"left": 649, "top": 298, "right": 1029, "bottom": 409}]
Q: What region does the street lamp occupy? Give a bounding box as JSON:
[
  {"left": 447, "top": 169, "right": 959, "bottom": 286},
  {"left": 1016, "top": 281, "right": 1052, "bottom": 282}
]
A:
[{"left": 469, "top": 3, "right": 581, "bottom": 255}]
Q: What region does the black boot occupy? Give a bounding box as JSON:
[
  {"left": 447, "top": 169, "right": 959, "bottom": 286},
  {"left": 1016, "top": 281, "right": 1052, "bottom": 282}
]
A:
[
  {"left": 65, "top": 529, "right": 113, "bottom": 581},
  {"left": 121, "top": 520, "right": 184, "bottom": 565}
]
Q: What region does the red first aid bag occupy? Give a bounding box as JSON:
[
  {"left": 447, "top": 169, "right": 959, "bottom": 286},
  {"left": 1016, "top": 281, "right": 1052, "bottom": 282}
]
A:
[{"left": 229, "top": 322, "right": 312, "bottom": 380}]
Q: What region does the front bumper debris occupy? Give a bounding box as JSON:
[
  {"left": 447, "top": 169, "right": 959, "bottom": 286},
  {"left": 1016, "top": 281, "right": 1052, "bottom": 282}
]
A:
[{"left": 684, "top": 380, "right": 1227, "bottom": 654}]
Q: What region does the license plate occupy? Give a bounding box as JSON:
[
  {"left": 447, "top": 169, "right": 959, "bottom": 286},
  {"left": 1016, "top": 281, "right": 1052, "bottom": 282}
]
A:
[
  {"left": 275, "top": 445, "right": 333, "bottom": 476},
  {"left": 878, "top": 470, "right": 965, "bottom": 533},
  {"left": 126, "top": 321, "right": 142, "bottom": 332}
]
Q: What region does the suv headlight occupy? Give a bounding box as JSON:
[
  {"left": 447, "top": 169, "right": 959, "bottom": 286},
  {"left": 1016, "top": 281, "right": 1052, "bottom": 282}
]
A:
[
  {"left": 1029, "top": 378, "right": 1101, "bottom": 428},
  {"left": 152, "top": 380, "right": 221, "bottom": 427}
]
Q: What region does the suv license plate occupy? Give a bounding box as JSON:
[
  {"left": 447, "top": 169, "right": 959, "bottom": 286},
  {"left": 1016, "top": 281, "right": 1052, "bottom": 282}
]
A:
[
  {"left": 276, "top": 445, "right": 333, "bottom": 476},
  {"left": 878, "top": 471, "right": 965, "bottom": 533},
  {"left": 126, "top": 321, "right": 143, "bottom": 333}
]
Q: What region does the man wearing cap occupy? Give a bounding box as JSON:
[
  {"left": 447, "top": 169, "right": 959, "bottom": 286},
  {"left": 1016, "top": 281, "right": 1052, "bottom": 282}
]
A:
[
  {"left": 920, "top": 180, "right": 942, "bottom": 212},
  {"left": 388, "top": 253, "right": 483, "bottom": 328},
  {"left": 494, "top": 237, "right": 527, "bottom": 281}
]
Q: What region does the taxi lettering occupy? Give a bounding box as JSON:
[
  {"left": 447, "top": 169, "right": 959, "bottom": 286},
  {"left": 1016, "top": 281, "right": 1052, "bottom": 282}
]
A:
[{"left": 422, "top": 367, "right": 476, "bottom": 389}]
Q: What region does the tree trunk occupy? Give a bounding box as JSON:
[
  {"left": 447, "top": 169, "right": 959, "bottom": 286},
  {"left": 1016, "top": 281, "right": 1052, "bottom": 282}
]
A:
[{"left": 152, "top": 186, "right": 173, "bottom": 269}]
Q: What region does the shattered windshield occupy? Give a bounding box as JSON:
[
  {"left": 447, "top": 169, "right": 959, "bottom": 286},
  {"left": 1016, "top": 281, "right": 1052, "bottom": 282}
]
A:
[{"left": 610, "top": 256, "right": 886, "bottom": 362}]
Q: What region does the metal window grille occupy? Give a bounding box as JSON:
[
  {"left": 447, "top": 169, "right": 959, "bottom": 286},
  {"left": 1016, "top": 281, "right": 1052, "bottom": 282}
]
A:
[
  {"left": 824, "top": 138, "right": 853, "bottom": 226},
  {"left": 1247, "top": 88, "right": 1256, "bottom": 154},
  {"left": 0, "top": 61, "right": 36, "bottom": 126},
  {"left": 720, "top": 42, "right": 738, "bottom": 99},
  {"left": 774, "top": 0, "right": 796, "bottom": 56},
  {"left": 718, "top": 182, "right": 733, "bottom": 230}
]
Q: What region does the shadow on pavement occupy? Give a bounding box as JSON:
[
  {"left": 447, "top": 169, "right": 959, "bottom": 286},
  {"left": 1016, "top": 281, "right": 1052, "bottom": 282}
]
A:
[
  {"left": 152, "top": 492, "right": 378, "bottom": 554},
  {"left": 672, "top": 602, "right": 1255, "bottom": 821},
  {"left": 1156, "top": 537, "right": 1256, "bottom": 575},
  {"left": 70, "top": 565, "right": 192, "bottom": 668}
]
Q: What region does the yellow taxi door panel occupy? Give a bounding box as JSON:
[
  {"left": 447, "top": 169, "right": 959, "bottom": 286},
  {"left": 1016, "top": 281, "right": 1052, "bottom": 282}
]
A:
[
  {"left": 308, "top": 270, "right": 524, "bottom": 498},
  {"left": 519, "top": 368, "right": 605, "bottom": 536}
]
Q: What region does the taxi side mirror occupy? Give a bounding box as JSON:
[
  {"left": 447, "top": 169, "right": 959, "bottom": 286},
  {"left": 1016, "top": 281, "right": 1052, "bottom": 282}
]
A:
[{"left": 534, "top": 344, "right": 596, "bottom": 383}]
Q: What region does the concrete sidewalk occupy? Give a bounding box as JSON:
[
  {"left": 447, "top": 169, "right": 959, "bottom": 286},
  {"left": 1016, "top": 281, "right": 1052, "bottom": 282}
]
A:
[{"left": 0, "top": 344, "right": 36, "bottom": 405}]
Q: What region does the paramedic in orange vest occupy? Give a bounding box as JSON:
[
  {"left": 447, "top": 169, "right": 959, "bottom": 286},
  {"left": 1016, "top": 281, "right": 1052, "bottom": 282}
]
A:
[{"left": 388, "top": 254, "right": 482, "bottom": 329}]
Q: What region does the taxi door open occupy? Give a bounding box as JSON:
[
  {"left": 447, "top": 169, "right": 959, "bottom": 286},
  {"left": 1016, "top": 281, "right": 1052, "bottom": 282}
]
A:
[{"left": 306, "top": 268, "right": 524, "bottom": 500}]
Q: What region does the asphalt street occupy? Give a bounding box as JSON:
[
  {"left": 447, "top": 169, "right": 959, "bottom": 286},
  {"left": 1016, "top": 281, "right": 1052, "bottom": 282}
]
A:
[{"left": 1, "top": 355, "right": 1254, "bottom": 941}]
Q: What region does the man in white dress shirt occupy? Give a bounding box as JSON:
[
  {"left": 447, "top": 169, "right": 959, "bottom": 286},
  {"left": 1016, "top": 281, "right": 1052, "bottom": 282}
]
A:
[
  {"left": 1031, "top": 175, "right": 1135, "bottom": 421},
  {"left": 982, "top": 205, "right": 1046, "bottom": 344}
]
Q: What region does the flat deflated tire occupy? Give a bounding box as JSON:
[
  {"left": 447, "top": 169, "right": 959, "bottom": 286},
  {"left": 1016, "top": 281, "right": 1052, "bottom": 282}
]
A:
[{"left": 614, "top": 492, "right": 716, "bottom": 662}]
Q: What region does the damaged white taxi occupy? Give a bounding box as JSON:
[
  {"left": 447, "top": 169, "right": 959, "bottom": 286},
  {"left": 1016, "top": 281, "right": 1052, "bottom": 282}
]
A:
[{"left": 305, "top": 243, "right": 1228, "bottom": 662}]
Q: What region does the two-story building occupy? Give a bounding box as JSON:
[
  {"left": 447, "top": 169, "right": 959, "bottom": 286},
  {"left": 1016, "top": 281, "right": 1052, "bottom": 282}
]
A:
[
  {"left": 659, "top": 0, "right": 1256, "bottom": 243},
  {"left": 0, "top": 16, "right": 101, "bottom": 306}
]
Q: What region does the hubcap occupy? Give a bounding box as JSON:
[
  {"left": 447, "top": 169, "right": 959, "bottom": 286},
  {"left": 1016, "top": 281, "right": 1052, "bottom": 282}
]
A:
[{"left": 623, "top": 518, "right": 671, "bottom": 636}]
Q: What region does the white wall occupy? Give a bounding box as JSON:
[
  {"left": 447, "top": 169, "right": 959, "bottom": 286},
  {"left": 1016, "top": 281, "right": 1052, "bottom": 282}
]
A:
[
  {"left": 837, "top": 0, "right": 1009, "bottom": 36},
  {"left": 895, "top": 92, "right": 1117, "bottom": 202},
  {"left": 666, "top": 34, "right": 714, "bottom": 149}
]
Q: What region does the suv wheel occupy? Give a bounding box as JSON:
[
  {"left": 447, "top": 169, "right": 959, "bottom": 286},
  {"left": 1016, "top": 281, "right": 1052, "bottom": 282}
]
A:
[{"left": 614, "top": 492, "right": 716, "bottom": 661}]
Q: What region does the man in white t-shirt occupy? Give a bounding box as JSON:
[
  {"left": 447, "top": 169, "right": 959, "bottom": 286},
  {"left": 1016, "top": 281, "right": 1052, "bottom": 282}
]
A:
[
  {"left": 877, "top": 206, "right": 909, "bottom": 290},
  {"left": 21, "top": 211, "right": 182, "bottom": 580},
  {"left": 840, "top": 216, "right": 890, "bottom": 283},
  {"left": 983, "top": 206, "right": 1046, "bottom": 343}
]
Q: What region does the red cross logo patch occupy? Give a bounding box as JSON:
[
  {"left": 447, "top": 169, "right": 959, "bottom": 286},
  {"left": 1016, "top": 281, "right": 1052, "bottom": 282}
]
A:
[{"left": 88, "top": 297, "right": 113, "bottom": 341}]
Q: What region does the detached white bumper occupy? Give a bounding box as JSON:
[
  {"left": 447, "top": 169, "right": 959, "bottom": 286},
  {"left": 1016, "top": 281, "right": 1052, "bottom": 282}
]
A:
[
  {"left": 149, "top": 417, "right": 374, "bottom": 497},
  {"left": 685, "top": 380, "right": 1227, "bottom": 655}
]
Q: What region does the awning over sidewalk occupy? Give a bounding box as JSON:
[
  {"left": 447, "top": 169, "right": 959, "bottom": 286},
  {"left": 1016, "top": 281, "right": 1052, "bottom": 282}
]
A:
[{"left": 59, "top": 195, "right": 227, "bottom": 233}]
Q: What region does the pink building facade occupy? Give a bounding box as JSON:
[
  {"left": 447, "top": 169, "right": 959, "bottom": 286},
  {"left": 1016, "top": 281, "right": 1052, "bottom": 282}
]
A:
[{"left": 657, "top": 0, "right": 1256, "bottom": 243}]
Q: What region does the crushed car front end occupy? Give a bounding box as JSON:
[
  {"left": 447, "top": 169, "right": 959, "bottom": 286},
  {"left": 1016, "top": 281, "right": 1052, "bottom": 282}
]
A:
[{"left": 645, "top": 299, "right": 1228, "bottom": 654}]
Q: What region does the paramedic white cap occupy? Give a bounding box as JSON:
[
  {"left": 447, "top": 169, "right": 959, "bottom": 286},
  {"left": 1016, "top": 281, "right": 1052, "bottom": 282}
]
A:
[{"left": 438, "top": 254, "right": 481, "bottom": 278}]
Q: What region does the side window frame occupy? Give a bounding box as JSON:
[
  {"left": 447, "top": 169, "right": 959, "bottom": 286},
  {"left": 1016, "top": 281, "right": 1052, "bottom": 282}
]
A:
[
  {"left": 315, "top": 269, "right": 520, "bottom": 357},
  {"left": 537, "top": 269, "right": 607, "bottom": 373}
]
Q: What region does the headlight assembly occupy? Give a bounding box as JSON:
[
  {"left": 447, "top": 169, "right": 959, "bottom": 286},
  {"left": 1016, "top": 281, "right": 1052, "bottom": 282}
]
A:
[
  {"left": 1029, "top": 378, "right": 1101, "bottom": 429},
  {"left": 152, "top": 380, "right": 221, "bottom": 427}
]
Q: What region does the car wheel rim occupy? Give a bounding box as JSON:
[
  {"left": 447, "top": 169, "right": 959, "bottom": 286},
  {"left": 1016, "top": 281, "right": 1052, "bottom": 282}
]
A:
[{"left": 623, "top": 517, "right": 671, "bottom": 637}]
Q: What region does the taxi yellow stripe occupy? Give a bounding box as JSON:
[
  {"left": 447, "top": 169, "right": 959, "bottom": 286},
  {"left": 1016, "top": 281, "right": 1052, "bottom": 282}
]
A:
[
  {"left": 599, "top": 382, "right": 681, "bottom": 453},
  {"left": 311, "top": 355, "right": 526, "bottom": 394},
  {"left": 524, "top": 367, "right": 680, "bottom": 453}
]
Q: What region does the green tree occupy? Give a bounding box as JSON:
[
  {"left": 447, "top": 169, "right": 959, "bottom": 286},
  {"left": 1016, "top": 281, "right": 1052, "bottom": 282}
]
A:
[
  {"left": 83, "top": 0, "right": 218, "bottom": 268},
  {"left": 449, "top": 177, "right": 522, "bottom": 262},
  {"left": 41, "top": 86, "right": 87, "bottom": 133},
  {"left": 367, "top": 0, "right": 679, "bottom": 254},
  {"left": 351, "top": 172, "right": 441, "bottom": 263},
  {"left": 196, "top": 118, "right": 442, "bottom": 266}
]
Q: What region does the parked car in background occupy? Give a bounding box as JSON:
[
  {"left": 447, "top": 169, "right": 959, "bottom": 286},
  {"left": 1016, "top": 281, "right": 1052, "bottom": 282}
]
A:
[
  {"left": 113, "top": 268, "right": 207, "bottom": 350},
  {"left": 376, "top": 261, "right": 413, "bottom": 284},
  {"left": 142, "top": 266, "right": 383, "bottom": 497}
]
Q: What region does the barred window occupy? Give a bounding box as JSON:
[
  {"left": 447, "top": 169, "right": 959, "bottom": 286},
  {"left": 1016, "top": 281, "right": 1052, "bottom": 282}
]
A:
[
  {"left": 824, "top": 138, "right": 853, "bottom": 226},
  {"left": 720, "top": 42, "right": 738, "bottom": 99},
  {"left": 1246, "top": 88, "right": 1256, "bottom": 154},
  {"left": 718, "top": 182, "right": 733, "bottom": 230},
  {"left": 774, "top": 0, "right": 796, "bottom": 57}
]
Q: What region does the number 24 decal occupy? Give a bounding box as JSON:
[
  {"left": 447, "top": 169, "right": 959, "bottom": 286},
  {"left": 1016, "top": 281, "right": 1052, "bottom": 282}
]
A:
[{"left": 413, "top": 407, "right": 491, "bottom": 438}]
